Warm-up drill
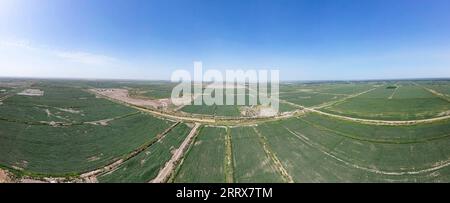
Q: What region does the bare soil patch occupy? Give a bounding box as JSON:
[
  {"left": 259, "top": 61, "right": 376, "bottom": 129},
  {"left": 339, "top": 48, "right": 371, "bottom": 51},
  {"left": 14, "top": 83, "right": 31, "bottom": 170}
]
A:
[
  {"left": 0, "top": 169, "right": 12, "bottom": 183},
  {"left": 90, "top": 88, "right": 170, "bottom": 109},
  {"left": 17, "top": 89, "right": 44, "bottom": 96}
]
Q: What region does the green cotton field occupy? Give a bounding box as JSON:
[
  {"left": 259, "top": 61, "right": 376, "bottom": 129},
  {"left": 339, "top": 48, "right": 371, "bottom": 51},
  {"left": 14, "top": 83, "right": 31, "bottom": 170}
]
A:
[
  {"left": 254, "top": 114, "right": 450, "bottom": 182},
  {"left": 98, "top": 123, "right": 191, "bottom": 183},
  {"left": 321, "top": 82, "right": 450, "bottom": 120},
  {"left": 278, "top": 83, "right": 376, "bottom": 108},
  {"left": 1, "top": 79, "right": 450, "bottom": 183},
  {"left": 180, "top": 89, "right": 297, "bottom": 117},
  {"left": 0, "top": 80, "right": 174, "bottom": 176},
  {"left": 173, "top": 127, "right": 228, "bottom": 183},
  {"left": 229, "top": 127, "right": 285, "bottom": 183}
]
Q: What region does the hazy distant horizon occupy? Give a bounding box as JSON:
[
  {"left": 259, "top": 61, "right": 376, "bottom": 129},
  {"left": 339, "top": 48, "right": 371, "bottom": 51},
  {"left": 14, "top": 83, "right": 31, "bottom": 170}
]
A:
[
  {"left": 1, "top": 0, "right": 450, "bottom": 80},
  {"left": 1, "top": 75, "right": 450, "bottom": 83}
]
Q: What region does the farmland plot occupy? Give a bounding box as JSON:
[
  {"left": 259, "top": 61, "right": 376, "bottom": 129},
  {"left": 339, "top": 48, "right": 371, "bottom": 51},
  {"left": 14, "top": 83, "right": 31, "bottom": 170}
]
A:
[
  {"left": 0, "top": 85, "right": 136, "bottom": 123},
  {"left": 422, "top": 83, "right": 450, "bottom": 97},
  {"left": 230, "top": 127, "right": 284, "bottom": 183},
  {"left": 0, "top": 113, "right": 173, "bottom": 175},
  {"left": 322, "top": 84, "right": 450, "bottom": 120},
  {"left": 129, "top": 83, "right": 178, "bottom": 99},
  {"left": 180, "top": 91, "right": 290, "bottom": 117},
  {"left": 279, "top": 91, "right": 346, "bottom": 107},
  {"left": 277, "top": 83, "right": 376, "bottom": 107},
  {"left": 0, "top": 87, "right": 12, "bottom": 97},
  {"left": 98, "top": 124, "right": 191, "bottom": 183},
  {"left": 256, "top": 114, "right": 450, "bottom": 182},
  {"left": 315, "top": 83, "right": 376, "bottom": 95},
  {"left": 174, "top": 127, "right": 227, "bottom": 183},
  {"left": 180, "top": 96, "right": 241, "bottom": 117}
]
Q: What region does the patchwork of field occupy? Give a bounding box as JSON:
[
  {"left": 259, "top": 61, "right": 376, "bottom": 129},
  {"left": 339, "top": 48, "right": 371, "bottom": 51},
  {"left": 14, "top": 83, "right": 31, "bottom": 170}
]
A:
[
  {"left": 0, "top": 81, "right": 174, "bottom": 176},
  {"left": 0, "top": 85, "right": 136, "bottom": 123},
  {"left": 174, "top": 113, "right": 450, "bottom": 182},
  {"left": 128, "top": 83, "right": 178, "bottom": 100},
  {"left": 1, "top": 79, "right": 450, "bottom": 182},
  {"left": 322, "top": 82, "right": 450, "bottom": 120},
  {"left": 98, "top": 123, "right": 191, "bottom": 183},
  {"left": 174, "top": 126, "right": 286, "bottom": 183},
  {"left": 279, "top": 83, "right": 376, "bottom": 107},
  {"left": 180, "top": 91, "right": 297, "bottom": 117},
  {"left": 254, "top": 114, "right": 450, "bottom": 182}
]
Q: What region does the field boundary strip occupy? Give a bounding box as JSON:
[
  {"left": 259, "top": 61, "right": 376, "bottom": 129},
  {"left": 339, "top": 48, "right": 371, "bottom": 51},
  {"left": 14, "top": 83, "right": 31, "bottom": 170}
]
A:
[
  {"left": 88, "top": 88, "right": 306, "bottom": 126},
  {"left": 252, "top": 126, "right": 295, "bottom": 183},
  {"left": 306, "top": 108, "right": 450, "bottom": 126},
  {"left": 88, "top": 86, "right": 450, "bottom": 126},
  {"left": 284, "top": 124, "right": 450, "bottom": 176},
  {"left": 224, "top": 128, "right": 234, "bottom": 183},
  {"left": 387, "top": 84, "right": 400, "bottom": 99},
  {"left": 0, "top": 109, "right": 140, "bottom": 127},
  {"left": 296, "top": 116, "right": 450, "bottom": 144},
  {"left": 168, "top": 125, "right": 206, "bottom": 183},
  {"left": 311, "top": 88, "right": 377, "bottom": 109},
  {"left": 150, "top": 123, "right": 201, "bottom": 183},
  {"left": 414, "top": 82, "right": 450, "bottom": 103},
  {"left": 79, "top": 122, "right": 181, "bottom": 182}
]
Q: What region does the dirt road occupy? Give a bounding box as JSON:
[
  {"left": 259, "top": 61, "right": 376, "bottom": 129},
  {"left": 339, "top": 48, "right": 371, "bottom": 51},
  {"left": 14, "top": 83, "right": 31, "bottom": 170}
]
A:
[
  {"left": 150, "top": 123, "right": 201, "bottom": 183},
  {"left": 90, "top": 87, "right": 450, "bottom": 126},
  {"left": 80, "top": 122, "right": 180, "bottom": 182}
]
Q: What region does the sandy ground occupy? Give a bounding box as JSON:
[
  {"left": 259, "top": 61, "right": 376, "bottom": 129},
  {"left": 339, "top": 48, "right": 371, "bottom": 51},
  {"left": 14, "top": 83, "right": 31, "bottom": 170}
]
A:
[
  {"left": 0, "top": 169, "right": 12, "bottom": 183},
  {"left": 90, "top": 88, "right": 170, "bottom": 109}
]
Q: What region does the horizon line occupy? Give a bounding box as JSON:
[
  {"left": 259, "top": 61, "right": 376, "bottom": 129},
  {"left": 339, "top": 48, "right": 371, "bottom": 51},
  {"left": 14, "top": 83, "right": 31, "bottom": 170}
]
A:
[{"left": 1, "top": 75, "right": 450, "bottom": 83}]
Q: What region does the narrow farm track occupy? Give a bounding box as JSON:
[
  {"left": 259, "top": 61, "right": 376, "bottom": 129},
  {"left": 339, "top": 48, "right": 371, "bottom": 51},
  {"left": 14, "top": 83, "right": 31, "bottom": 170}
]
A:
[
  {"left": 80, "top": 122, "right": 180, "bottom": 182},
  {"left": 224, "top": 128, "right": 235, "bottom": 183},
  {"left": 89, "top": 89, "right": 216, "bottom": 123},
  {"left": 307, "top": 107, "right": 450, "bottom": 126},
  {"left": 151, "top": 123, "right": 201, "bottom": 183},
  {"left": 253, "top": 127, "right": 294, "bottom": 183},
  {"left": 284, "top": 125, "right": 450, "bottom": 176},
  {"left": 91, "top": 87, "right": 450, "bottom": 126},
  {"left": 0, "top": 111, "right": 140, "bottom": 127},
  {"left": 388, "top": 84, "right": 400, "bottom": 99},
  {"left": 414, "top": 83, "right": 450, "bottom": 103},
  {"left": 89, "top": 88, "right": 304, "bottom": 126},
  {"left": 296, "top": 117, "right": 450, "bottom": 144},
  {"left": 281, "top": 98, "right": 450, "bottom": 126},
  {"left": 311, "top": 88, "right": 377, "bottom": 109}
]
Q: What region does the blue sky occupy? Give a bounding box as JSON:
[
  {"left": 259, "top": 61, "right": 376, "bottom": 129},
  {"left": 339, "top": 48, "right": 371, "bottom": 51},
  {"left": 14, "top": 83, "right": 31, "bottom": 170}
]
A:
[{"left": 1, "top": 0, "right": 450, "bottom": 80}]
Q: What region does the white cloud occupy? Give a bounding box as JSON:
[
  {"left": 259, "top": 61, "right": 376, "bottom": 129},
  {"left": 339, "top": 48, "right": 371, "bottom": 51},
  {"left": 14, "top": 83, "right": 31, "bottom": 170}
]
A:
[
  {"left": 0, "top": 39, "right": 133, "bottom": 79},
  {"left": 0, "top": 39, "right": 34, "bottom": 50},
  {"left": 0, "top": 39, "right": 118, "bottom": 66},
  {"left": 55, "top": 51, "right": 117, "bottom": 66}
]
